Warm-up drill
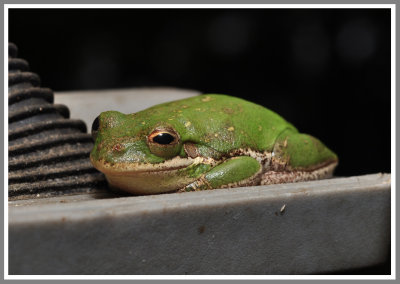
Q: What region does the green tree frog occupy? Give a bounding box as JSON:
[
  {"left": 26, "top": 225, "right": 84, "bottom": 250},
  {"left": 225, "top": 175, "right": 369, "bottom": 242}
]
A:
[{"left": 90, "top": 94, "right": 338, "bottom": 195}]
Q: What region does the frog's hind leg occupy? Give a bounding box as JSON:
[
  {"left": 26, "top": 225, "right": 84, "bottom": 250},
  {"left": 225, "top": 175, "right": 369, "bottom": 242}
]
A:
[{"left": 262, "top": 130, "right": 339, "bottom": 185}]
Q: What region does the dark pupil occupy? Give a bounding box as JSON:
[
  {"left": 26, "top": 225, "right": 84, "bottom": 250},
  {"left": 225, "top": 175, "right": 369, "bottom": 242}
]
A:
[{"left": 153, "top": 133, "right": 175, "bottom": 145}]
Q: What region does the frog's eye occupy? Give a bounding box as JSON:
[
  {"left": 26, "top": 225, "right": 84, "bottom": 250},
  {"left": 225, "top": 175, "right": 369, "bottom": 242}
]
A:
[
  {"left": 91, "top": 116, "right": 100, "bottom": 141},
  {"left": 147, "top": 128, "right": 181, "bottom": 158},
  {"left": 148, "top": 130, "right": 179, "bottom": 145}
]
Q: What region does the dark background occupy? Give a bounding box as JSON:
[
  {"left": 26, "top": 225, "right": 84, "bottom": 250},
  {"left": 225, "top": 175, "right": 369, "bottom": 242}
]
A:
[{"left": 9, "top": 8, "right": 391, "bottom": 178}]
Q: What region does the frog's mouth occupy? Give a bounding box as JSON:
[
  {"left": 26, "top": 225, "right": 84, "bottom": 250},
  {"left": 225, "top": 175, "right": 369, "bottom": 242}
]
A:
[
  {"left": 90, "top": 156, "right": 216, "bottom": 195},
  {"left": 91, "top": 156, "right": 214, "bottom": 175}
]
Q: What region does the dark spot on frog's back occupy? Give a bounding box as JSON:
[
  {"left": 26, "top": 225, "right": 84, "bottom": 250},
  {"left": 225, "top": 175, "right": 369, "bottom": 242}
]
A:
[{"left": 223, "top": 107, "right": 235, "bottom": 114}]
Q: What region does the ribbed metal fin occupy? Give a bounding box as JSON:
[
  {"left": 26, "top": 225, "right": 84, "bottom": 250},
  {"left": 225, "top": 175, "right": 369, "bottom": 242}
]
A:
[{"left": 8, "top": 42, "right": 107, "bottom": 200}]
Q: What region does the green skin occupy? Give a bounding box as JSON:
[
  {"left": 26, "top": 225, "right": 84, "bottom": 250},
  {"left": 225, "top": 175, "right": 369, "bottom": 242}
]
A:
[{"left": 90, "top": 94, "right": 338, "bottom": 194}]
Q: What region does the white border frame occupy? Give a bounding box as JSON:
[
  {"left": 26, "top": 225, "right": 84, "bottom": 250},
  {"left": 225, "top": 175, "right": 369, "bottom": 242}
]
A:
[{"left": 4, "top": 4, "right": 396, "bottom": 280}]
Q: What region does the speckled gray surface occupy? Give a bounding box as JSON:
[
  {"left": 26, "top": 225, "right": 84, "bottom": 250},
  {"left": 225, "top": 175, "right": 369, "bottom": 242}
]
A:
[{"left": 9, "top": 173, "right": 390, "bottom": 275}]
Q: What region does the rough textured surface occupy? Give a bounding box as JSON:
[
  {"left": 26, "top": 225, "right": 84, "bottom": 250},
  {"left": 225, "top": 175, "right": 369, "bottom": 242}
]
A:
[{"left": 8, "top": 173, "right": 391, "bottom": 275}]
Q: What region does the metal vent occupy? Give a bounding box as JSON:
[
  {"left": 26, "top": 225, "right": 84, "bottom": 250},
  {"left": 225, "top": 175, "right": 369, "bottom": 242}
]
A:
[{"left": 8, "top": 43, "right": 107, "bottom": 200}]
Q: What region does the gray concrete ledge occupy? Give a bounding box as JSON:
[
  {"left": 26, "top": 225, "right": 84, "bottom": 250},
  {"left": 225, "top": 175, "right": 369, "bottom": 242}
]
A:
[{"left": 9, "top": 173, "right": 391, "bottom": 275}]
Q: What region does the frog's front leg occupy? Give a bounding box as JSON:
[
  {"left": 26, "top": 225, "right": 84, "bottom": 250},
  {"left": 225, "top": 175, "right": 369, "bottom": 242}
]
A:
[{"left": 180, "top": 156, "right": 262, "bottom": 192}]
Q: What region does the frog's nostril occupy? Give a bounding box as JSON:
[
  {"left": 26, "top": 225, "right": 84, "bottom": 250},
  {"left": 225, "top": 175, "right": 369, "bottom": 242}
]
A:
[
  {"left": 91, "top": 116, "right": 100, "bottom": 141},
  {"left": 92, "top": 116, "right": 100, "bottom": 132}
]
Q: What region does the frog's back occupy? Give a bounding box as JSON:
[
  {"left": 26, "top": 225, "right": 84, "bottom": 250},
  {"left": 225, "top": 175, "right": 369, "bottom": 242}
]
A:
[{"left": 140, "top": 94, "right": 297, "bottom": 154}]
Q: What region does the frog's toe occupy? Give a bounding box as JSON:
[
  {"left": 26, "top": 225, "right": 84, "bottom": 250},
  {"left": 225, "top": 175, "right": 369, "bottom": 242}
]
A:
[{"left": 178, "top": 177, "right": 212, "bottom": 192}]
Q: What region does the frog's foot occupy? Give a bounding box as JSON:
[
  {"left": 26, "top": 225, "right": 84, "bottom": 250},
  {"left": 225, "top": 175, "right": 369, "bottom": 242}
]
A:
[
  {"left": 260, "top": 161, "right": 338, "bottom": 185},
  {"left": 178, "top": 156, "right": 262, "bottom": 192}
]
